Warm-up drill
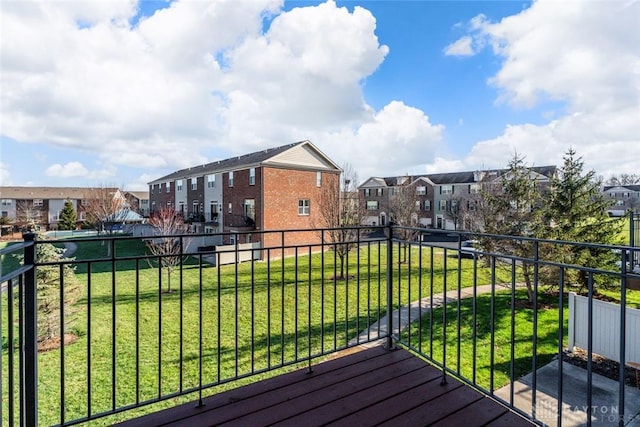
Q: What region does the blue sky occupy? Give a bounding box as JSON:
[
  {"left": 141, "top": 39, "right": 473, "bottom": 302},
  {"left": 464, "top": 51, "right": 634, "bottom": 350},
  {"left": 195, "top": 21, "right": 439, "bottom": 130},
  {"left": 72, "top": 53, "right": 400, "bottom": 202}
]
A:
[{"left": 1, "top": 0, "right": 638, "bottom": 190}]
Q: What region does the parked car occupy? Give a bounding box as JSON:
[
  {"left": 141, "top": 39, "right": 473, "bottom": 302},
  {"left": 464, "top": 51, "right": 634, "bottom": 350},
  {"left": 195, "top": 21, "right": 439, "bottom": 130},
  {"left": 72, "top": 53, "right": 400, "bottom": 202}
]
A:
[{"left": 459, "top": 240, "right": 479, "bottom": 259}]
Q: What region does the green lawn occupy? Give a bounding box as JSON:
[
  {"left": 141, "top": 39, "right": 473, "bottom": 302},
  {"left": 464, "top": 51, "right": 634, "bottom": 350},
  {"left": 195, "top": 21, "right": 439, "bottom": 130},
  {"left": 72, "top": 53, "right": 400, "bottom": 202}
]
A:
[
  {"left": 403, "top": 289, "right": 568, "bottom": 390},
  {"left": 0, "top": 238, "right": 604, "bottom": 425}
]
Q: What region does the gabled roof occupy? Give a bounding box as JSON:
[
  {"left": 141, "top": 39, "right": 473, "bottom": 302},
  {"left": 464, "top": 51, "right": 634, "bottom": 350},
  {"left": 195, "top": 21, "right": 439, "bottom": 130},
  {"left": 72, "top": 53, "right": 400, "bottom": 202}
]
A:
[
  {"left": 148, "top": 140, "right": 341, "bottom": 185},
  {"left": 603, "top": 185, "right": 640, "bottom": 192},
  {"left": 357, "top": 166, "right": 556, "bottom": 189},
  {"left": 0, "top": 186, "right": 120, "bottom": 200}
]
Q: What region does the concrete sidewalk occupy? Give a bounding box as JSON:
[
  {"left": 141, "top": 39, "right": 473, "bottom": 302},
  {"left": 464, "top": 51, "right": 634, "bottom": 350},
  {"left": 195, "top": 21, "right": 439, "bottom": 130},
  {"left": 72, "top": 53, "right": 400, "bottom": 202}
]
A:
[{"left": 495, "top": 359, "right": 640, "bottom": 426}]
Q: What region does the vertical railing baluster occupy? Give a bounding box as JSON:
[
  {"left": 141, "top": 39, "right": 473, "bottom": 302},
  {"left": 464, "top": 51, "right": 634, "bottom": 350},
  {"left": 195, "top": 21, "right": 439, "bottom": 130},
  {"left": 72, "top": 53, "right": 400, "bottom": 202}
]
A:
[
  {"left": 179, "top": 237, "right": 184, "bottom": 393},
  {"left": 385, "top": 222, "right": 393, "bottom": 350},
  {"left": 509, "top": 259, "right": 516, "bottom": 406},
  {"left": 472, "top": 252, "right": 477, "bottom": 385},
  {"left": 234, "top": 237, "right": 239, "bottom": 377},
  {"left": 7, "top": 277, "right": 15, "bottom": 425},
  {"left": 441, "top": 247, "right": 448, "bottom": 384},
  {"left": 619, "top": 254, "right": 627, "bottom": 426},
  {"left": 280, "top": 232, "right": 285, "bottom": 365},
  {"left": 295, "top": 247, "right": 299, "bottom": 358},
  {"left": 251, "top": 248, "right": 255, "bottom": 373},
  {"left": 23, "top": 232, "right": 38, "bottom": 427},
  {"left": 197, "top": 253, "right": 204, "bottom": 407},
  {"left": 587, "top": 272, "right": 594, "bottom": 427},
  {"left": 111, "top": 238, "right": 117, "bottom": 410},
  {"left": 157, "top": 255, "right": 162, "bottom": 399},
  {"left": 320, "top": 231, "right": 325, "bottom": 354},
  {"left": 456, "top": 238, "right": 462, "bottom": 375},
  {"left": 87, "top": 262, "right": 93, "bottom": 416},
  {"left": 532, "top": 241, "right": 539, "bottom": 420},
  {"left": 134, "top": 260, "right": 139, "bottom": 406},
  {"left": 267, "top": 248, "right": 271, "bottom": 369},
  {"left": 59, "top": 264, "right": 65, "bottom": 425},
  {"left": 490, "top": 256, "right": 496, "bottom": 393},
  {"left": 557, "top": 267, "right": 565, "bottom": 427},
  {"left": 429, "top": 247, "right": 434, "bottom": 359},
  {"left": 307, "top": 245, "right": 312, "bottom": 372}
]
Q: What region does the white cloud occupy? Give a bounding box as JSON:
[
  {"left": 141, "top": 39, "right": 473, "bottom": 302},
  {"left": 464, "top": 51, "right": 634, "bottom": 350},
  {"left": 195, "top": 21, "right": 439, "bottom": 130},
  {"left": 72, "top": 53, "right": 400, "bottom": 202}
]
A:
[
  {"left": 316, "top": 101, "right": 445, "bottom": 182},
  {"left": 452, "top": 0, "right": 640, "bottom": 176},
  {"left": 46, "top": 162, "right": 90, "bottom": 178},
  {"left": 45, "top": 161, "right": 117, "bottom": 180},
  {"left": 443, "top": 35, "right": 475, "bottom": 56},
  {"left": 0, "top": 162, "right": 11, "bottom": 185},
  {"left": 1, "top": 0, "right": 394, "bottom": 181}
]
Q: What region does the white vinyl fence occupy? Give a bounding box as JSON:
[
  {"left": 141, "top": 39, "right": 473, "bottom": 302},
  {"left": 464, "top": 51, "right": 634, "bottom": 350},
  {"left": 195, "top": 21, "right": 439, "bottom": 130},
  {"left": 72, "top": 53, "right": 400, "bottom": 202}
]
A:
[{"left": 568, "top": 292, "right": 640, "bottom": 365}]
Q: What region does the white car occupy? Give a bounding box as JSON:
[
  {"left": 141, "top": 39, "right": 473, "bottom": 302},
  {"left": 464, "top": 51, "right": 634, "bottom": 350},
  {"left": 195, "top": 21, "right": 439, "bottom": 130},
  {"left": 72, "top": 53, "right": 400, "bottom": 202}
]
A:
[{"left": 459, "top": 240, "right": 479, "bottom": 258}]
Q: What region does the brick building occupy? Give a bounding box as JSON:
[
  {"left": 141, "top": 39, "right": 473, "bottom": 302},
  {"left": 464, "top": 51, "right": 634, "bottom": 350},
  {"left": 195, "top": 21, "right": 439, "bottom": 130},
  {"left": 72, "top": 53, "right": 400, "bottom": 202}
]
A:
[
  {"left": 359, "top": 166, "right": 556, "bottom": 231},
  {"left": 147, "top": 141, "right": 341, "bottom": 253}
]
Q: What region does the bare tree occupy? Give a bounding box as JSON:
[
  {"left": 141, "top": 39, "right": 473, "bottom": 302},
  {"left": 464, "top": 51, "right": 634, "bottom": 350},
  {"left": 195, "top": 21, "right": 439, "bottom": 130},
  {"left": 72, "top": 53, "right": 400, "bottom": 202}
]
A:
[
  {"left": 606, "top": 174, "right": 640, "bottom": 186},
  {"left": 82, "top": 186, "right": 127, "bottom": 234},
  {"left": 145, "top": 207, "right": 191, "bottom": 293},
  {"left": 389, "top": 179, "right": 420, "bottom": 262},
  {"left": 15, "top": 200, "right": 44, "bottom": 229},
  {"left": 315, "top": 164, "right": 364, "bottom": 280}
]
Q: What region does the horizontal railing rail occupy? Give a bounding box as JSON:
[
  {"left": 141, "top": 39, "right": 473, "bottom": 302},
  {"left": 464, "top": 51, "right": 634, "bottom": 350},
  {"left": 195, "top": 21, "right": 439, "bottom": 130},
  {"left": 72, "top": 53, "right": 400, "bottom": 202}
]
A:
[{"left": 1, "top": 225, "right": 638, "bottom": 426}]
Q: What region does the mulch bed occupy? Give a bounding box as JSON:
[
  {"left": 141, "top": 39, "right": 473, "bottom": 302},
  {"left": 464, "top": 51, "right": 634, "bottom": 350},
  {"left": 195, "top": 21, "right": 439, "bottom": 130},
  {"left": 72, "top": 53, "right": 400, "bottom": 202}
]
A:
[{"left": 563, "top": 348, "right": 640, "bottom": 388}]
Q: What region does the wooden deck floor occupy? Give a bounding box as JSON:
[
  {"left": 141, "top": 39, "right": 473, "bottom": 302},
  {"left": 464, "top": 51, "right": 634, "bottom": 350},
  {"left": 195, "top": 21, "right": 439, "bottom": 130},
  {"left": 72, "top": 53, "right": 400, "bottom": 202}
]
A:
[{"left": 119, "top": 345, "right": 534, "bottom": 426}]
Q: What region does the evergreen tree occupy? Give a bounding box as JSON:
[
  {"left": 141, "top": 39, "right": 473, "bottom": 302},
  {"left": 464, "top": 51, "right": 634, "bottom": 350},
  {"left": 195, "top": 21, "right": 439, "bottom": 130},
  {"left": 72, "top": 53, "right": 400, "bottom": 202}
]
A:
[
  {"left": 14, "top": 231, "right": 80, "bottom": 344},
  {"left": 58, "top": 199, "right": 77, "bottom": 231},
  {"left": 481, "top": 153, "right": 544, "bottom": 302},
  {"left": 541, "top": 148, "right": 623, "bottom": 290}
]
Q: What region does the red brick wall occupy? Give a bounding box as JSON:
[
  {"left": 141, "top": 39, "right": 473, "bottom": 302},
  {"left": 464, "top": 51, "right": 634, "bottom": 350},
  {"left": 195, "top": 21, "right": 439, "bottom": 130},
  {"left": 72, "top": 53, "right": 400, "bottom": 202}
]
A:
[{"left": 262, "top": 168, "right": 339, "bottom": 257}]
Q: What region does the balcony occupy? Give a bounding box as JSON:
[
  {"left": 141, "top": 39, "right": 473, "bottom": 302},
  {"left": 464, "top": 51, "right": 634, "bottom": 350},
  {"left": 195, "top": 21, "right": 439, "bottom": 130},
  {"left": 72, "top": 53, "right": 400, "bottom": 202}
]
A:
[
  {"left": 1, "top": 226, "right": 639, "bottom": 426},
  {"left": 225, "top": 214, "right": 256, "bottom": 231}
]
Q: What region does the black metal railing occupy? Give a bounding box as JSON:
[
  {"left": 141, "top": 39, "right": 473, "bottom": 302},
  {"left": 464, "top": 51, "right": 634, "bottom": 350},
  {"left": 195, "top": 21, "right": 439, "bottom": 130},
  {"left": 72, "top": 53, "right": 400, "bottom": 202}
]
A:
[{"left": 1, "top": 225, "right": 638, "bottom": 426}]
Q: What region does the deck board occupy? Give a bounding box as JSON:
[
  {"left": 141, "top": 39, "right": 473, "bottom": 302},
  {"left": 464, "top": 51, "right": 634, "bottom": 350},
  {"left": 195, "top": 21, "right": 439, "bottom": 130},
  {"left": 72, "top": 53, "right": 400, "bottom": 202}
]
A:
[{"left": 118, "top": 345, "right": 535, "bottom": 427}]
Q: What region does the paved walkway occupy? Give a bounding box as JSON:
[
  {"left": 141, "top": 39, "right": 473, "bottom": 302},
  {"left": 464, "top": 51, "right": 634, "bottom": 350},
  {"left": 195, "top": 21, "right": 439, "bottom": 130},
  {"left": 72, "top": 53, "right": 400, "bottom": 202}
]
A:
[{"left": 349, "top": 282, "right": 514, "bottom": 347}]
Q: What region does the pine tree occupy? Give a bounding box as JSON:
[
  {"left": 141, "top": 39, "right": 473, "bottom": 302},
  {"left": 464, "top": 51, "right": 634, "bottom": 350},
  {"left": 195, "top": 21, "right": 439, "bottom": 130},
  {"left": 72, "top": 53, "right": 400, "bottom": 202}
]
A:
[
  {"left": 481, "top": 153, "right": 544, "bottom": 302},
  {"left": 58, "top": 199, "right": 77, "bottom": 231},
  {"left": 541, "top": 148, "right": 623, "bottom": 290}
]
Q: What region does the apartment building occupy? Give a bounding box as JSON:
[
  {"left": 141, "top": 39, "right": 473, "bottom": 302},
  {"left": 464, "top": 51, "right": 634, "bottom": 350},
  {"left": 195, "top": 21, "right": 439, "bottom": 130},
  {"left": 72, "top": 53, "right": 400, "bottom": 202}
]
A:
[
  {"left": 359, "top": 166, "right": 556, "bottom": 231},
  {"left": 0, "top": 186, "right": 147, "bottom": 230},
  {"left": 147, "top": 140, "right": 341, "bottom": 249},
  {"left": 603, "top": 185, "right": 640, "bottom": 216}
]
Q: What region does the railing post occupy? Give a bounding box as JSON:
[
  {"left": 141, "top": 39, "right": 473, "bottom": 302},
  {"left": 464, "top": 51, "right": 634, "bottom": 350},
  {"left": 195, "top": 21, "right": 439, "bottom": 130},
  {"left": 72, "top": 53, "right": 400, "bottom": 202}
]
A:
[
  {"left": 23, "top": 232, "right": 38, "bottom": 427},
  {"left": 385, "top": 222, "right": 394, "bottom": 350}
]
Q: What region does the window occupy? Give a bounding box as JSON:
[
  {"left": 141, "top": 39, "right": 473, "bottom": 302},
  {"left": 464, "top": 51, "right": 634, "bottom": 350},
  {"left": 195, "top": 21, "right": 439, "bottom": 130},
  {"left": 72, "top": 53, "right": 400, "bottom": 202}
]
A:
[
  {"left": 1, "top": 199, "right": 11, "bottom": 206},
  {"left": 191, "top": 178, "right": 197, "bottom": 191},
  {"left": 469, "top": 184, "right": 480, "bottom": 194},
  {"left": 415, "top": 200, "right": 421, "bottom": 210},
  {"left": 193, "top": 201, "right": 199, "bottom": 214},
  {"left": 228, "top": 202, "right": 232, "bottom": 214},
  {"left": 367, "top": 201, "right": 379, "bottom": 210},
  {"left": 166, "top": 182, "right": 171, "bottom": 193},
  {"left": 439, "top": 200, "right": 447, "bottom": 210},
  {"left": 179, "top": 202, "right": 185, "bottom": 213},
  {"left": 207, "top": 175, "right": 215, "bottom": 188},
  {"left": 81, "top": 199, "right": 89, "bottom": 206},
  {"left": 167, "top": 201, "right": 172, "bottom": 208},
  {"left": 416, "top": 186, "right": 426, "bottom": 196},
  {"left": 244, "top": 199, "right": 255, "bottom": 220},
  {"left": 177, "top": 180, "right": 183, "bottom": 191},
  {"left": 298, "top": 199, "right": 310, "bottom": 215},
  {"left": 424, "top": 200, "right": 431, "bottom": 211},
  {"left": 364, "top": 189, "right": 371, "bottom": 197},
  {"left": 440, "top": 185, "right": 453, "bottom": 195},
  {"left": 1, "top": 211, "right": 7, "bottom": 218},
  {"left": 615, "top": 200, "right": 625, "bottom": 206},
  {"left": 228, "top": 171, "right": 234, "bottom": 187},
  {"left": 316, "top": 171, "right": 322, "bottom": 187},
  {"left": 33, "top": 199, "right": 43, "bottom": 207},
  {"left": 376, "top": 188, "right": 383, "bottom": 196},
  {"left": 249, "top": 168, "right": 255, "bottom": 185}
]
